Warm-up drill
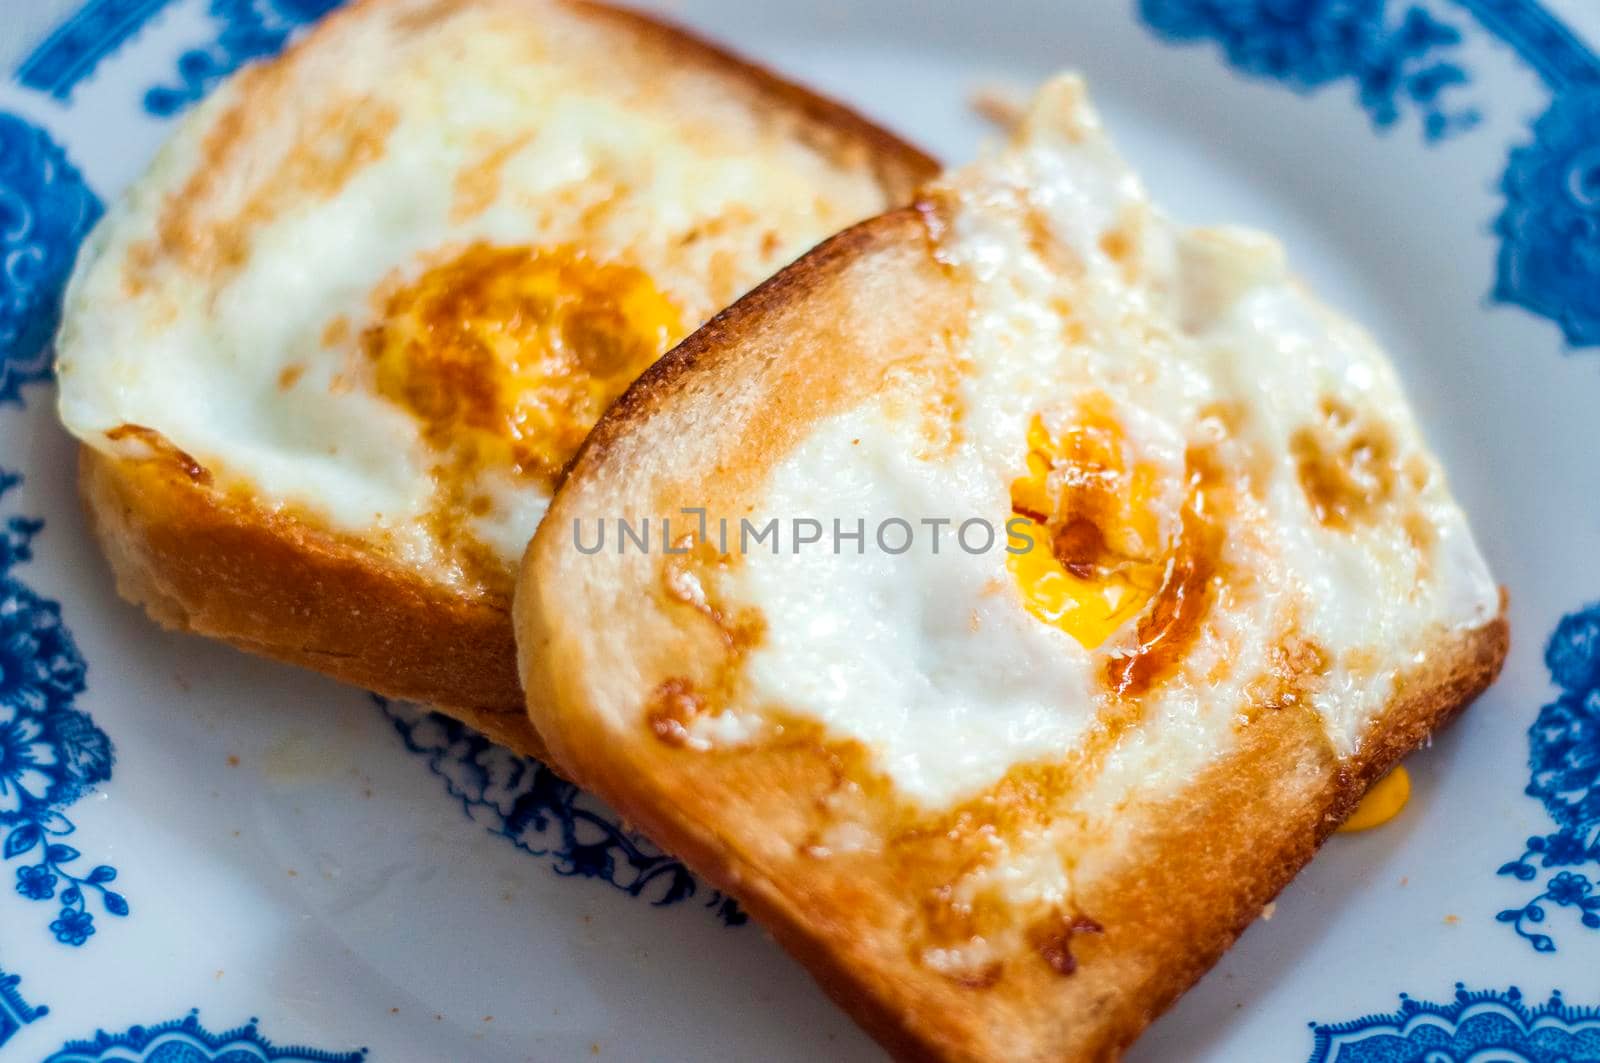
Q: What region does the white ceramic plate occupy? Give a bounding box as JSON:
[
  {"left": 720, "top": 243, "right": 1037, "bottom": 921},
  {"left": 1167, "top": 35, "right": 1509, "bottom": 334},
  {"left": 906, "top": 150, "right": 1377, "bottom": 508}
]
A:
[{"left": 2, "top": 1, "right": 1599, "bottom": 1060}]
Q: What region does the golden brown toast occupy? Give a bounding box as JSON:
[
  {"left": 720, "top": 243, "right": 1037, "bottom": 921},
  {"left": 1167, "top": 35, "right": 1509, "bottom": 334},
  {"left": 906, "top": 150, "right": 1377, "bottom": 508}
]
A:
[
  {"left": 516, "top": 79, "right": 1508, "bottom": 1059},
  {"left": 56, "top": 0, "right": 936, "bottom": 757}
]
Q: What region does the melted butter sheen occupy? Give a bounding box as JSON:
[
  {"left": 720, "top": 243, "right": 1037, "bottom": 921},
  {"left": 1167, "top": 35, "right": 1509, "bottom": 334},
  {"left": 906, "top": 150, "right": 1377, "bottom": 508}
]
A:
[{"left": 363, "top": 243, "right": 683, "bottom": 492}]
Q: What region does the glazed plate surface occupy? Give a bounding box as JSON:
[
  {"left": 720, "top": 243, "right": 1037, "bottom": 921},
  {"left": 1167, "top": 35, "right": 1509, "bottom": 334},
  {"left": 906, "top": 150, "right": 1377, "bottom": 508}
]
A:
[{"left": 1, "top": 2, "right": 1599, "bottom": 1060}]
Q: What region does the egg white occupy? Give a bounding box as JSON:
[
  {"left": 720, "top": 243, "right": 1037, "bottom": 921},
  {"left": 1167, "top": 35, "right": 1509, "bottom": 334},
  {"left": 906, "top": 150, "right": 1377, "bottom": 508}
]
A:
[
  {"left": 718, "top": 76, "right": 1499, "bottom": 817},
  {"left": 55, "top": 0, "right": 895, "bottom": 588}
]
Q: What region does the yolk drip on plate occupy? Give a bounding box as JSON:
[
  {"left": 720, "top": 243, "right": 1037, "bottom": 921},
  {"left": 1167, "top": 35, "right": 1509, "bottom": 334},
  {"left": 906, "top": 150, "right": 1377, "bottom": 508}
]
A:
[
  {"left": 364, "top": 243, "right": 683, "bottom": 493},
  {"left": 1007, "top": 402, "right": 1165, "bottom": 651},
  {"left": 1337, "top": 765, "right": 1411, "bottom": 832}
]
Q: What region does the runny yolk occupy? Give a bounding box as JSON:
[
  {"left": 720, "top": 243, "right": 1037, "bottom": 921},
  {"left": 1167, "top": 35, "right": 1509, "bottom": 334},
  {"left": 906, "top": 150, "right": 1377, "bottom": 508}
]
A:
[
  {"left": 1008, "top": 513, "right": 1151, "bottom": 650},
  {"left": 1007, "top": 408, "right": 1165, "bottom": 650},
  {"left": 1337, "top": 765, "right": 1411, "bottom": 833},
  {"left": 363, "top": 242, "right": 683, "bottom": 491},
  {"left": 1007, "top": 403, "right": 1224, "bottom": 697}
]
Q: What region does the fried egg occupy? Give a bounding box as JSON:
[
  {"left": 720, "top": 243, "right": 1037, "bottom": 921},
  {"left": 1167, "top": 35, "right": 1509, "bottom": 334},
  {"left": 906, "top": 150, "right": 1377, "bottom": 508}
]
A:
[
  {"left": 55, "top": 0, "right": 914, "bottom": 596},
  {"left": 682, "top": 77, "right": 1499, "bottom": 821}
]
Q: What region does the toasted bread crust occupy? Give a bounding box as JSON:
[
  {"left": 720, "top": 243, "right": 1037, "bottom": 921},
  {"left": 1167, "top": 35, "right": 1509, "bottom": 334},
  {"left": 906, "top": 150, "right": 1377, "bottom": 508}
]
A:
[
  {"left": 564, "top": 0, "right": 936, "bottom": 195},
  {"left": 80, "top": 448, "right": 542, "bottom": 753},
  {"left": 517, "top": 209, "right": 1511, "bottom": 1061},
  {"left": 72, "top": 0, "right": 937, "bottom": 758},
  {"left": 534, "top": 621, "right": 1506, "bottom": 1062}
]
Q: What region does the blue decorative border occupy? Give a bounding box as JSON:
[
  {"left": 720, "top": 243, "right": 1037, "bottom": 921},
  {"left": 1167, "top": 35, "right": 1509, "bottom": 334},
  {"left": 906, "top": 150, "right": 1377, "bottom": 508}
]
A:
[
  {"left": 1457, "top": 0, "right": 1600, "bottom": 88},
  {"left": 1496, "top": 599, "right": 1600, "bottom": 951},
  {"left": 0, "top": 0, "right": 131, "bottom": 1030},
  {"left": 1308, "top": 984, "right": 1600, "bottom": 1062},
  {"left": 1460, "top": 0, "right": 1600, "bottom": 347},
  {"left": 0, "top": 470, "right": 124, "bottom": 947},
  {"left": 1138, "top": 0, "right": 1482, "bottom": 140},
  {"left": 144, "top": 0, "right": 345, "bottom": 116},
  {"left": 44, "top": 1011, "right": 365, "bottom": 1062},
  {"left": 0, "top": 115, "right": 102, "bottom": 407},
  {"left": 0, "top": 0, "right": 1593, "bottom": 1054},
  {"left": 1139, "top": 0, "right": 1600, "bottom": 348},
  {"left": 379, "top": 698, "right": 746, "bottom": 926},
  {"left": 16, "top": 0, "right": 175, "bottom": 101},
  {"left": 0, "top": 967, "right": 49, "bottom": 1051}
]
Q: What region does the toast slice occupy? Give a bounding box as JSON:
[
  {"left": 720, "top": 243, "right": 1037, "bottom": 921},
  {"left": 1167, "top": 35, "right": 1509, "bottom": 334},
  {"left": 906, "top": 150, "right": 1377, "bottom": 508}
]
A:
[
  {"left": 55, "top": 0, "right": 936, "bottom": 757},
  {"left": 517, "top": 77, "right": 1508, "bottom": 1059}
]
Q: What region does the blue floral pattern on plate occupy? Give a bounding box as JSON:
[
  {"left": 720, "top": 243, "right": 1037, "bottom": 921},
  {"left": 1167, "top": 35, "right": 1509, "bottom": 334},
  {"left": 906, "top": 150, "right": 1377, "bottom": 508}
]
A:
[
  {"left": 1485, "top": 31, "right": 1600, "bottom": 347},
  {"left": 379, "top": 698, "right": 746, "bottom": 926},
  {"left": 1497, "top": 600, "right": 1600, "bottom": 951},
  {"left": 1137, "top": 0, "right": 1480, "bottom": 140},
  {"left": 144, "top": 0, "right": 345, "bottom": 115},
  {"left": 0, "top": 114, "right": 102, "bottom": 407},
  {"left": 0, "top": 469, "right": 124, "bottom": 946},
  {"left": 1139, "top": 0, "right": 1600, "bottom": 348},
  {"left": 44, "top": 1011, "right": 365, "bottom": 1062},
  {"left": 1308, "top": 984, "right": 1600, "bottom": 1062},
  {"left": 0, "top": 0, "right": 1595, "bottom": 1053}
]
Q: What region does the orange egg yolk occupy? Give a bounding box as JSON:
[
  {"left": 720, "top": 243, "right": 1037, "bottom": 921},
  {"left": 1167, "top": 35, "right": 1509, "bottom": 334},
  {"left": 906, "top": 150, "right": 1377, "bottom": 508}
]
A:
[
  {"left": 364, "top": 243, "right": 683, "bottom": 490},
  {"left": 1337, "top": 765, "right": 1411, "bottom": 832},
  {"left": 1007, "top": 407, "right": 1165, "bottom": 650}
]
